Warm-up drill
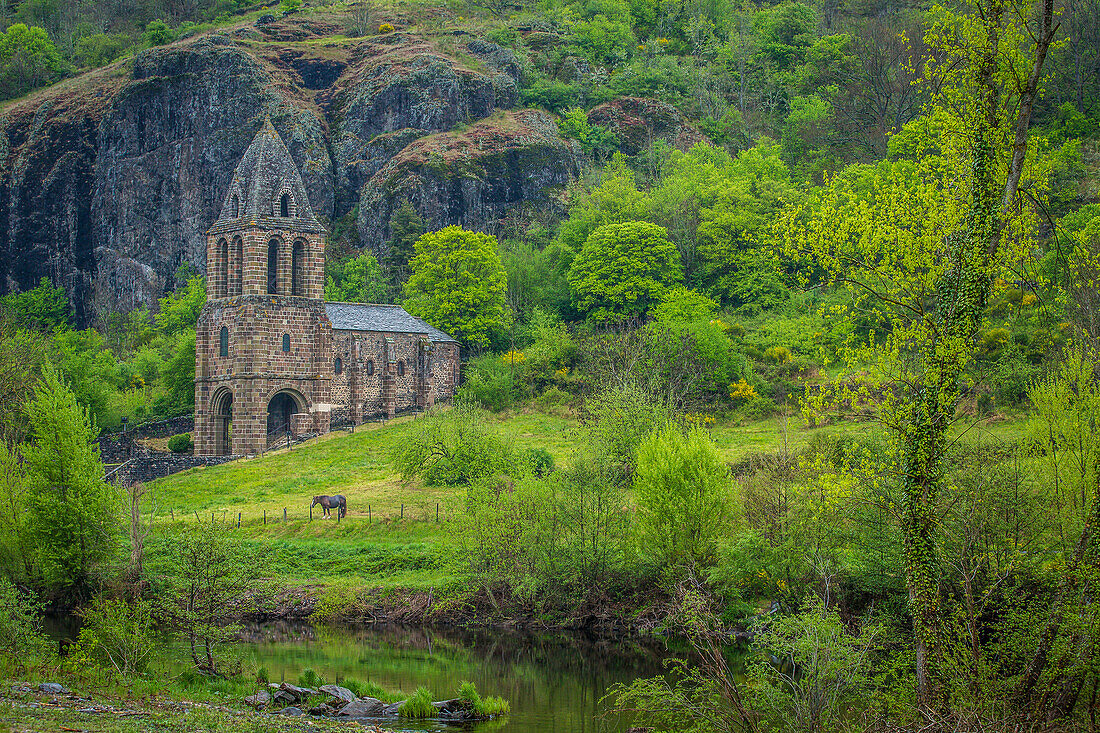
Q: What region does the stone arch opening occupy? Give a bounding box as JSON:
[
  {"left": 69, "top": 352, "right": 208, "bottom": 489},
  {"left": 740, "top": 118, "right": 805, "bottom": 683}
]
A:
[
  {"left": 291, "top": 240, "right": 305, "bottom": 296},
  {"left": 230, "top": 194, "right": 240, "bottom": 218},
  {"left": 280, "top": 192, "right": 291, "bottom": 218},
  {"left": 267, "top": 389, "right": 305, "bottom": 438},
  {"left": 231, "top": 236, "right": 244, "bottom": 296},
  {"left": 218, "top": 326, "right": 229, "bottom": 357},
  {"left": 267, "top": 238, "right": 280, "bottom": 294},
  {"left": 212, "top": 388, "right": 233, "bottom": 456}
]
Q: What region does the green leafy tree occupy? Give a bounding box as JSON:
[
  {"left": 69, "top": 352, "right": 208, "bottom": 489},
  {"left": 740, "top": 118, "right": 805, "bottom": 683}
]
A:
[
  {"left": 21, "top": 364, "right": 118, "bottom": 599},
  {"left": 161, "top": 527, "right": 261, "bottom": 675},
  {"left": 154, "top": 274, "right": 205, "bottom": 337},
  {"left": 568, "top": 220, "right": 683, "bottom": 321},
  {"left": 0, "top": 23, "right": 65, "bottom": 99},
  {"left": 633, "top": 423, "right": 735, "bottom": 567},
  {"left": 403, "top": 226, "right": 508, "bottom": 349},
  {"left": 0, "top": 276, "right": 69, "bottom": 331},
  {"left": 781, "top": 0, "right": 1057, "bottom": 707},
  {"left": 556, "top": 154, "right": 653, "bottom": 253},
  {"left": 325, "top": 250, "right": 386, "bottom": 303},
  {"left": 142, "top": 19, "right": 174, "bottom": 47}
]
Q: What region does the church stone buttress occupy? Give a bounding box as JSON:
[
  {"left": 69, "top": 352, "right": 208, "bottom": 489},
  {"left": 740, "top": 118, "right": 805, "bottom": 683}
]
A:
[{"left": 194, "top": 119, "right": 332, "bottom": 456}]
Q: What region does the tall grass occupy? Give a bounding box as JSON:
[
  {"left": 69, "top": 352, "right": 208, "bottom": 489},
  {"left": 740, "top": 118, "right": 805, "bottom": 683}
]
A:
[{"left": 398, "top": 686, "right": 436, "bottom": 719}]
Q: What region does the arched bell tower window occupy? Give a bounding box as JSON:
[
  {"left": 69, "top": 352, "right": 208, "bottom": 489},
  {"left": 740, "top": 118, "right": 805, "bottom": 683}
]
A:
[
  {"left": 231, "top": 236, "right": 244, "bottom": 296},
  {"left": 219, "top": 326, "right": 229, "bottom": 357},
  {"left": 291, "top": 240, "right": 305, "bottom": 296},
  {"left": 216, "top": 238, "right": 228, "bottom": 298},
  {"left": 282, "top": 333, "right": 291, "bottom": 352},
  {"left": 229, "top": 194, "right": 239, "bottom": 218},
  {"left": 267, "top": 238, "right": 280, "bottom": 294},
  {"left": 280, "top": 192, "right": 290, "bottom": 218}
]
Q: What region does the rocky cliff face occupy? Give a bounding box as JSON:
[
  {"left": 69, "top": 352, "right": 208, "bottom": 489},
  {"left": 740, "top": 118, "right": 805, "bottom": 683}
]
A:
[{"left": 0, "top": 20, "right": 577, "bottom": 324}]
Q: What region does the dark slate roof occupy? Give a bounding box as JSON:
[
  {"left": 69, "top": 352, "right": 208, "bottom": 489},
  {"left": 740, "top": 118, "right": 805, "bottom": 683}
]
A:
[
  {"left": 325, "top": 302, "right": 459, "bottom": 343},
  {"left": 208, "top": 118, "right": 324, "bottom": 236}
]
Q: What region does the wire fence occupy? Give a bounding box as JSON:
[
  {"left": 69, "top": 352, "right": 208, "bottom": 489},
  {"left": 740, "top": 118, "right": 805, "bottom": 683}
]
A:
[{"left": 158, "top": 499, "right": 457, "bottom": 529}]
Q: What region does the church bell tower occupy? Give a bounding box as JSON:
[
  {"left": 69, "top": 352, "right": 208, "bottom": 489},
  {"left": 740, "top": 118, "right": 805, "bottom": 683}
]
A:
[{"left": 194, "top": 119, "right": 332, "bottom": 456}]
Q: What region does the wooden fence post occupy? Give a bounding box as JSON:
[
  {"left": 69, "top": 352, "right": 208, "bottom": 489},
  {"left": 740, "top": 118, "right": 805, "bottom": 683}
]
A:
[
  {"left": 436, "top": 503, "right": 439, "bottom": 523},
  {"left": 401, "top": 504, "right": 404, "bottom": 520},
  {"left": 237, "top": 512, "right": 241, "bottom": 529},
  {"left": 211, "top": 512, "right": 214, "bottom": 524},
  {"left": 368, "top": 505, "right": 371, "bottom": 524},
  {"left": 170, "top": 509, "right": 174, "bottom": 521},
  {"left": 284, "top": 507, "right": 287, "bottom": 523},
  {"left": 263, "top": 510, "right": 266, "bottom": 525}
]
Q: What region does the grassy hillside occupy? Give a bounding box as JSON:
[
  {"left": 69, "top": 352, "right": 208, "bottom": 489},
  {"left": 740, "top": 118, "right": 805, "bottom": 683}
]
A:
[{"left": 146, "top": 405, "right": 1028, "bottom": 596}]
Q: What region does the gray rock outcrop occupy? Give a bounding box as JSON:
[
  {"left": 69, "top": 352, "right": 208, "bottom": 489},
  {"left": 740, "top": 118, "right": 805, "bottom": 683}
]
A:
[{"left": 0, "top": 19, "right": 578, "bottom": 325}]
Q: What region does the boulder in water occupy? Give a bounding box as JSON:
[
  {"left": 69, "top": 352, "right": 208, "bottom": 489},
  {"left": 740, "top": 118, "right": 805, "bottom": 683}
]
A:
[
  {"left": 336, "top": 697, "right": 385, "bottom": 717},
  {"left": 319, "top": 684, "right": 357, "bottom": 703}
]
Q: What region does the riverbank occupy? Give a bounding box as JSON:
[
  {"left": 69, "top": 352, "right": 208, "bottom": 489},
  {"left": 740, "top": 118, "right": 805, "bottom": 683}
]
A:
[{"left": 0, "top": 681, "right": 382, "bottom": 733}]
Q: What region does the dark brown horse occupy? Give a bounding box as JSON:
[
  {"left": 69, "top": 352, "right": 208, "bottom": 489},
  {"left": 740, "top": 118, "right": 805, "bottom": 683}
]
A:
[{"left": 311, "top": 494, "right": 346, "bottom": 518}]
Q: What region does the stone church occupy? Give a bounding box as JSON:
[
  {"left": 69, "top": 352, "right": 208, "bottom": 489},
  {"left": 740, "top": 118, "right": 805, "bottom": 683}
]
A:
[{"left": 194, "top": 120, "right": 459, "bottom": 456}]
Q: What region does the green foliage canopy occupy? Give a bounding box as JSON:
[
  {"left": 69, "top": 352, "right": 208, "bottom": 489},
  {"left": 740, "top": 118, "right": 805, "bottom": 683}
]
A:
[
  {"left": 403, "top": 226, "right": 508, "bottom": 349},
  {"left": 568, "top": 220, "right": 682, "bottom": 320}
]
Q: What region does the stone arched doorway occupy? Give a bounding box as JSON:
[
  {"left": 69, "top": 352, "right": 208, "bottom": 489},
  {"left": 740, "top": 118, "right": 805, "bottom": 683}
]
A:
[
  {"left": 212, "top": 389, "right": 233, "bottom": 456},
  {"left": 267, "top": 389, "right": 305, "bottom": 440}
]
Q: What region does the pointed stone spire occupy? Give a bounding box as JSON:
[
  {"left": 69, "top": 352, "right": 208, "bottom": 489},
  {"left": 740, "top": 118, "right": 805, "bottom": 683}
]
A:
[{"left": 208, "top": 117, "right": 324, "bottom": 235}]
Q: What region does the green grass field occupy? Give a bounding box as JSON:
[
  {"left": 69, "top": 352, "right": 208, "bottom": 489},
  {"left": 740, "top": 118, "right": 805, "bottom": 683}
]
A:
[{"left": 146, "top": 406, "right": 1030, "bottom": 593}]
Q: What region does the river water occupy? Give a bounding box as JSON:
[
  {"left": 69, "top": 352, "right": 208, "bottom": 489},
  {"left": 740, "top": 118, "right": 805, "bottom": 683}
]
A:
[
  {"left": 47, "top": 618, "right": 686, "bottom": 733},
  {"left": 236, "top": 622, "right": 679, "bottom": 732}
]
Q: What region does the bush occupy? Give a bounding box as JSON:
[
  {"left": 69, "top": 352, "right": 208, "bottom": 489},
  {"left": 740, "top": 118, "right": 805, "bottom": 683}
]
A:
[
  {"left": 279, "top": 0, "right": 302, "bottom": 14},
  {"left": 526, "top": 447, "right": 555, "bottom": 477},
  {"left": 76, "top": 596, "right": 155, "bottom": 674},
  {"left": 378, "top": 22, "right": 395, "bottom": 33},
  {"left": 167, "top": 433, "right": 193, "bottom": 454},
  {"left": 584, "top": 383, "right": 669, "bottom": 474},
  {"left": 256, "top": 666, "right": 269, "bottom": 684},
  {"left": 457, "top": 354, "right": 522, "bottom": 411},
  {"left": 633, "top": 424, "right": 736, "bottom": 566},
  {"left": 399, "top": 686, "right": 435, "bottom": 719},
  {"left": 0, "top": 577, "right": 49, "bottom": 660},
  {"left": 392, "top": 404, "right": 519, "bottom": 486}
]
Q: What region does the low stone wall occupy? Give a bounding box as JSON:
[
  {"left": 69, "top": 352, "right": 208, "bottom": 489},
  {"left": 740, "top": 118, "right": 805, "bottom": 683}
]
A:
[
  {"left": 99, "top": 415, "right": 194, "bottom": 464},
  {"left": 107, "top": 447, "right": 238, "bottom": 485}
]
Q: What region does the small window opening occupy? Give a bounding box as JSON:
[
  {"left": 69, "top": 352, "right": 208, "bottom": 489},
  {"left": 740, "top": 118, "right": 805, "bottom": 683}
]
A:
[
  {"left": 366, "top": 360, "right": 374, "bottom": 376},
  {"left": 280, "top": 192, "right": 290, "bottom": 218},
  {"left": 397, "top": 360, "right": 405, "bottom": 377},
  {"left": 219, "top": 326, "right": 229, "bottom": 358},
  {"left": 282, "top": 333, "right": 291, "bottom": 352},
  {"left": 334, "top": 358, "right": 343, "bottom": 375},
  {"left": 267, "top": 239, "right": 279, "bottom": 294},
  {"left": 229, "top": 194, "right": 239, "bottom": 218}
]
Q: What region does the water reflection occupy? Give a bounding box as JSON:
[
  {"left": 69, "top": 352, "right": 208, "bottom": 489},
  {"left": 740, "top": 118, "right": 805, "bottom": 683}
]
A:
[{"left": 234, "top": 622, "right": 676, "bottom": 733}]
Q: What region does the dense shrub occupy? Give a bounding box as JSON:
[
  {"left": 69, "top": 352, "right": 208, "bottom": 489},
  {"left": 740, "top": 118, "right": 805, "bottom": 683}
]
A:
[
  {"left": 633, "top": 424, "right": 735, "bottom": 566},
  {"left": 76, "top": 596, "right": 155, "bottom": 674},
  {"left": 392, "top": 404, "right": 519, "bottom": 486},
  {"left": 167, "top": 433, "right": 193, "bottom": 454},
  {"left": 0, "top": 577, "right": 49, "bottom": 660}
]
